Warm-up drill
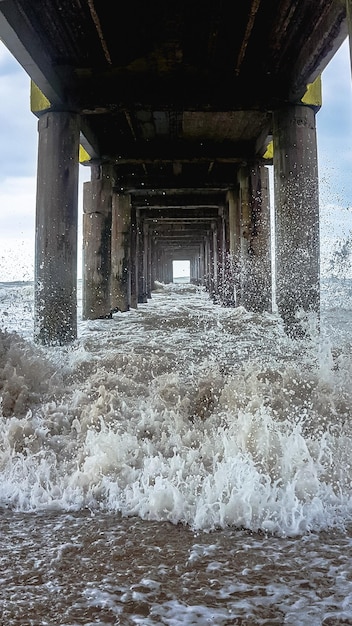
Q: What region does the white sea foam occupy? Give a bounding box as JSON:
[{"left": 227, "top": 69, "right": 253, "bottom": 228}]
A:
[{"left": 1, "top": 280, "right": 352, "bottom": 537}]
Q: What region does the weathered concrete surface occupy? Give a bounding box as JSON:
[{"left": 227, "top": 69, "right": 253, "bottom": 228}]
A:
[
  {"left": 273, "top": 104, "right": 320, "bottom": 335},
  {"left": 237, "top": 164, "right": 272, "bottom": 313},
  {"left": 82, "top": 166, "right": 112, "bottom": 320},
  {"left": 111, "top": 194, "right": 132, "bottom": 312},
  {"left": 34, "top": 112, "right": 79, "bottom": 345}
]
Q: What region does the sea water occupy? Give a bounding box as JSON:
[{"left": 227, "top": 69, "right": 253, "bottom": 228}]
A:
[{"left": 1, "top": 279, "right": 352, "bottom": 625}]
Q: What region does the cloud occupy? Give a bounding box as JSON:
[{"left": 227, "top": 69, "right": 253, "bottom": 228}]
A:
[
  {"left": 0, "top": 175, "right": 35, "bottom": 281},
  {"left": 320, "top": 39, "right": 352, "bottom": 106},
  {"left": 317, "top": 39, "right": 352, "bottom": 208},
  {"left": 0, "top": 175, "right": 36, "bottom": 238},
  {"left": 0, "top": 41, "right": 38, "bottom": 180},
  {"left": 0, "top": 41, "right": 91, "bottom": 280},
  {"left": 0, "top": 169, "right": 89, "bottom": 281}
]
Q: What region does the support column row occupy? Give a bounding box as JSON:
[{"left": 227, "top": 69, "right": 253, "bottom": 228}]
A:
[{"left": 33, "top": 103, "right": 320, "bottom": 344}]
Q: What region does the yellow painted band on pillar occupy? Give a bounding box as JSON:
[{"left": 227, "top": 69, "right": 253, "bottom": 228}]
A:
[
  {"left": 301, "top": 75, "right": 322, "bottom": 106},
  {"left": 30, "top": 81, "right": 92, "bottom": 163},
  {"left": 79, "top": 145, "right": 91, "bottom": 163},
  {"left": 263, "top": 140, "right": 273, "bottom": 160},
  {"left": 30, "top": 80, "right": 51, "bottom": 113},
  {"left": 263, "top": 76, "right": 322, "bottom": 159}
]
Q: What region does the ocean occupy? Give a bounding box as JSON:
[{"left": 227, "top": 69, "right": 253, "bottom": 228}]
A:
[{"left": 1, "top": 277, "right": 352, "bottom": 625}]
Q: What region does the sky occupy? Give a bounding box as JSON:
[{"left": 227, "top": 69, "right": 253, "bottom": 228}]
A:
[{"left": 0, "top": 39, "right": 352, "bottom": 281}]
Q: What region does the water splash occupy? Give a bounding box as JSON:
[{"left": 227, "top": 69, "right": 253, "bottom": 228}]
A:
[{"left": 1, "top": 282, "right": 352, "bottom": 537}]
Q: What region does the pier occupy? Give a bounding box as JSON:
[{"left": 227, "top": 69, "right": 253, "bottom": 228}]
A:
[{"left": 0, "top": 0, "right": 350, "bottom": 344}]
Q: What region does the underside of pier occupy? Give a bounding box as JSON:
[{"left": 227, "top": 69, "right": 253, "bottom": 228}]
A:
[{"left": 0, "top": 0, "right": 350, "bottom": 343}]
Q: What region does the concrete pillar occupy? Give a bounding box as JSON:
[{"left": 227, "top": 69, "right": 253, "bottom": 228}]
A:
[
  {"left": 137, "top": 211, "right": 148, "bottom": 302},
  {"left": 197, "top": 246, "right": 203, "bottom": 284},
  {"left": 209, "top": 222, "right": 218, "bottom": 299},
  {"left": 190, "top": 255, "right": 197, "bottom": 284},
  {"left": 162, "top": 252, "right": 173, "bottom": 283},
  {"left": 82, "top": 165, "right": 112, "bottom": 319},
  {"left": 257, "top": 165, "right": 272, "bottom": 311},
  {"left": 273, "top": 104, "right": 320, "bottom": 334},
  {"left": 194, "top": 251, "right": 201, "bottom": 284},
  {"left": 153, "top": 243, "right": 162, "bottom": 283},
  {"left": 216, "top": 210, "right": 227, "bottom": 303},
  {"left": 237, "top": 164, "right": 272, "bottom": 312},
  {"left": 155, "top": 244, "right": 162, "bottom": 285},
  {"left": 111, "top": 193, "right": 132, "bottom": 312},
  {"left": 225, "top": 187, "right": 241, "bottom": 305},
  {"left": 144, "top": 222, "right": 152, "bottom": 298},
  {"left": 130, "top": 204, "right": 138, "bottom": 308},
  {"left": 227, "top": 187, "right": 240, "bottom": 257},
  {"left": 150, "top": 238, "right": 158, "bottom": 290},
  {"left": 34, "top": 111, "right": 79, "bottom": 345},
  {"left": 204, "top": 235, "right": 211, "bottom": 291},
  {"left": 199, "top": 241, "right": 206, "bottom": 286},
  {"left": 238, "top": 167, "right": 251, "bottom": 306}
]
